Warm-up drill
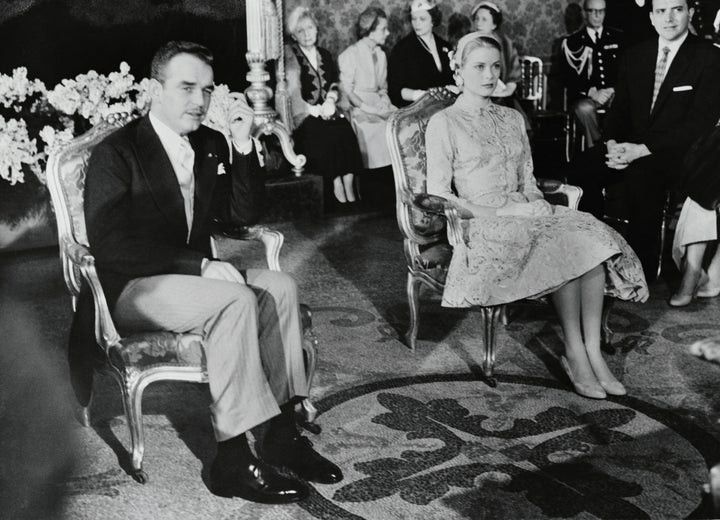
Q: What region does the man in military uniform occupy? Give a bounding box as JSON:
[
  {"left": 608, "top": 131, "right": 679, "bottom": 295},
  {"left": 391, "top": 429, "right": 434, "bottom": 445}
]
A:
[{"left": 560, "top": 0, "right": 623, "bottom": 148}]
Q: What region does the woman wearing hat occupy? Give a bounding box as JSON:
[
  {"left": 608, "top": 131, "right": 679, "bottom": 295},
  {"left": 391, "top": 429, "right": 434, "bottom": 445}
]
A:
[
  {"left": 388, "top": 0, "right": 454, "bottom": 108},
  {"left": 426, "top": 32, "right": 648, "bottom": 399},
  {"left": 285, "top": 7, "right": 364, "bottom": 204},
  {"left": 338, "top": 7, "right": 397, "bottom": 170}
]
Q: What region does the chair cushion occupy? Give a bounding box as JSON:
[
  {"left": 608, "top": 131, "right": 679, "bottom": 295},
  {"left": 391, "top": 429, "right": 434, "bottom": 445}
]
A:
[{"left": 109, "top": 331, "right": 206, "bottom": 371}]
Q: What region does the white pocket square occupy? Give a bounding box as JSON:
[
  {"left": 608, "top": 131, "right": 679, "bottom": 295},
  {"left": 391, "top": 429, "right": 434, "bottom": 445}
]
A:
[
  {"left": 217, "top": 163, "right": 226, "bottom": 175},
  {"left": 673, "top": 85, "right": 693, "bottom": 92}
]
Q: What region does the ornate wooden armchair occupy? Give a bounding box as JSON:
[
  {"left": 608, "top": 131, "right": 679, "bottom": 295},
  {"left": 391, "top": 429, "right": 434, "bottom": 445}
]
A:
[
  {"left": 46, "top": 117, "right": 319, "bottom": 483},
  {"left": 386, "top": 87, "right": 597, "bottom": 386}
]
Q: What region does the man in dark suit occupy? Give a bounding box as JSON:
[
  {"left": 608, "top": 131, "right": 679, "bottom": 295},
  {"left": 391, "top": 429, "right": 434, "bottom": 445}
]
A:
[
  {"left": 569, "top": 0, "right": 720, "bottom": 282},
  {"left": 81, "top": 41, "right": 342, "bottom": 503},
  {"left": 559, "top": 0, "right": 623, "bottom": 148}
]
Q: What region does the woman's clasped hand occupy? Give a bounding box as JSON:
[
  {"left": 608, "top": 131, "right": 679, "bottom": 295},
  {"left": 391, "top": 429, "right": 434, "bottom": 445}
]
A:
[{"left": 496, "top": 199, "right": 554, "bottom": 217}]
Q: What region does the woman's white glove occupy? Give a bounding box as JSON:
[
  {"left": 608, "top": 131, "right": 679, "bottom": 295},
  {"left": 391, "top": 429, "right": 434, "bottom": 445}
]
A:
[
  {"left": 320, "top": 97, "right": 336, "bottom": 118},
  {"left": 308, "top": 104, "right": 322, "bottom": 118},
  {"left": 411, "top": 89, "right": 426, "bottom": 102}
]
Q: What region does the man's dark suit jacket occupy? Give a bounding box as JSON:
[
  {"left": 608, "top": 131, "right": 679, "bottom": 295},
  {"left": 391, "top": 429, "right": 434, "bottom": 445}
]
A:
[
  {"left": 603, "top": 33, "right": 720, "bottom": 162},
  {"left": 560, "top": 26, "right": 623, "bottom": 104},
  {"left": 68, "top": 116, "right": 265, "bottom": 405},
  {"left": 388, "top": 32, "right": 453, "bottom": 108}
]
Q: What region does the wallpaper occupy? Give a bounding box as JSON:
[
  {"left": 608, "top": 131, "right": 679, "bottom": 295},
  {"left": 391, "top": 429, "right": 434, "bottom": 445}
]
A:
[{"left": 283, "top": 0, "right": 570, "bottom": 59}]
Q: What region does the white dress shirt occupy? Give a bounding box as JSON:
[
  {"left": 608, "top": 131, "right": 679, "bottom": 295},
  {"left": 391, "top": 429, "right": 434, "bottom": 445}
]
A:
[{"left": 150, "top": 112, "right": 196, "bottom": 241}]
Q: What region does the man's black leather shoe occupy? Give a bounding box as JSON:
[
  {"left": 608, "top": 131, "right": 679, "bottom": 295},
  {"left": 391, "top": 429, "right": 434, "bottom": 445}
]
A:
[
  {"left": 263, "top": 434, "right": 344, "bottom": 484},
  {"left": 209, "top": 454, "right": 309, "bottom": 503}
]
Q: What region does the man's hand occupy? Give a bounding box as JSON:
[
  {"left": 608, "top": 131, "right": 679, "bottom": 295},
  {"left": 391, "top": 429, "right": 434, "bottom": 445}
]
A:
[
  {"left": 605, "top": 140, "right": 651, "bottom": 170},
  {"left": 228, "top": 93, "right": 255, "bottom": 146},
  {"left": 589, "top": 87, "right": 614, "bottom": 106},
  {"left": 201, "top": 260, "right": 246, "bottom": 284}
]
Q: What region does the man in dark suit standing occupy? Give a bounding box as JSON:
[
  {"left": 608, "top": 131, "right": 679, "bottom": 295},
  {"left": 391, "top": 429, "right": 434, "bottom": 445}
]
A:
[
  {"left": 82, "top": 41, "right": 342, "bottom": 503},
  {"left": 560, "top": 0, "right": 623, "bottom": 148},
  {"left": 569, "top": 0, "right": 720, "bottom": 282}
]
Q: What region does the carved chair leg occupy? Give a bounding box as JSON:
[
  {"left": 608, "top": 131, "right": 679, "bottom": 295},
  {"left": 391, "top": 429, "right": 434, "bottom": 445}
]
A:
[
  {"left": 601, "top": 296, "right": 614, "bottom": 348},
  {"left": 480, "top": 305, "right": 503, "bottom": 387},
  {"left": 299, "top": 310, "right": 321, "bottom": 434},
  {"left": 115, "top": 372, "right": 149, "bottom": 484},
  {"left": 405, "top": 273, "right": 422, "bottom": 351}
]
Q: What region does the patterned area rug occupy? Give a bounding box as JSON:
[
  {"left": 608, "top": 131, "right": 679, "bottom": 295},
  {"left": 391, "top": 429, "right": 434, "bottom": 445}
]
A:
[
  {"left": 299, "top": 374, "right": 718, "bottom": 520},
  {"left": 4, "top": 212, "right": 720, "bottom": 520}
]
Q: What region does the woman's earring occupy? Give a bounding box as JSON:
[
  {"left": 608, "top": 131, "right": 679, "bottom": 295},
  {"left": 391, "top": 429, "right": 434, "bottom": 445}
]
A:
[{"left": 455, "top": 76, "right": 464, "bottom": 87}]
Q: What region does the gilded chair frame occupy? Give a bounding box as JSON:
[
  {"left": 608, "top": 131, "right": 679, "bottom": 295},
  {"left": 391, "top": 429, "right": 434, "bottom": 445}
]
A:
[
  {"left": 387, "top": 87, "right": 605, "bottom": 386},
  {"left": 46, "top": 116, "right": 318, "bottom": 483}
]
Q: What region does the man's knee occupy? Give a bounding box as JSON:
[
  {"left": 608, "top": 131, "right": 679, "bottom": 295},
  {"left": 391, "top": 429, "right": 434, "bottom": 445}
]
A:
[
  {"left": 573, "top": 98, "right": 596, "bottom": 120},
  {"left": 265, "top": 272, "right": 298, "bottom": 303}
]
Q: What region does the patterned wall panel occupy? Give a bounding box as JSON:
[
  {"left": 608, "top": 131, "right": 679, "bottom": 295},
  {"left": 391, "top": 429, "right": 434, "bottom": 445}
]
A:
[{"left": 283, "top": 0, "right": 569, "bottom": 60}]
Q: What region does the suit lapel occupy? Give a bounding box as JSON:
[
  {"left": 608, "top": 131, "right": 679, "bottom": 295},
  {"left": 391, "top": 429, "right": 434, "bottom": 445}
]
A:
[
  {"left": 640, "top": 40, "right": 659, "bottom": 116},
  {"left": 651, "top": 37, "right": 693, "bottom": 117},
  {"left": 187, "top": 129, "right": 220, "bottom": 241},
  {"left": 135, "top": 116, "right": 188, "bottom": 237}
]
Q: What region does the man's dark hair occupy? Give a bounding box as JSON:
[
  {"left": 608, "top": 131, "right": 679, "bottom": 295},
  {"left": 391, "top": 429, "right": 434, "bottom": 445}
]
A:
[
  {"left": 650, "top": 0, "right": 688, "bottom": 8},
  {"left": 150, "top": 41, "right": 214, "bottom": 83}
]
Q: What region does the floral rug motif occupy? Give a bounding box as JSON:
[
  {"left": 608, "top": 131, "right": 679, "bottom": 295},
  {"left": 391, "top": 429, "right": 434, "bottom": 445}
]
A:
[{"left": 299, "top": 374, "right": 719, "bottom": 520}]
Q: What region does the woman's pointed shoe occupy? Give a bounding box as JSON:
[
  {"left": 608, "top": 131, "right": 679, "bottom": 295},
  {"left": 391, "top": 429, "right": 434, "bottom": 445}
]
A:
[
  {"left": 669, "top": 268, "right": 703, "bottom": 307},
  {"left": 560, "top": 356, "right": 606, "bottom": 399},
  {"left": 597, "top": 379, "right": 627, "bottom": 396}
]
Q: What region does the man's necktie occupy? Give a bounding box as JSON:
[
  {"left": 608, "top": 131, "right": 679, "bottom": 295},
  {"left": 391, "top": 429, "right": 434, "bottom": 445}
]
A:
[
  {"left": 593, "top": 29, "right": 600, "bottom": 43},
  {"left": 651, "top": 46, "right": 670, "bottom": 111},
  {"left": 178, "top": 138, "right": 195, "bottom": 240}
]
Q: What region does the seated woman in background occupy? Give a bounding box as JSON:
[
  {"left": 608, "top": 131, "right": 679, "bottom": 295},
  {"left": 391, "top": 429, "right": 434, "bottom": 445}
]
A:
[
  {"left": 388, "top": 0, "right": 454, "bottom": 108},
  {"left": 447, "top": 12, "right": 473, "bottom": 50},
  {"left": 426, "top": 33, "right": 648, "bottom": 400},
  {"left": 285, "top": 7, "right": 364, "bottom": 204},
  {"left": 668, "top": 124, "right": 720, "bottom": 307},
  {"left": 470, "top": 1, "right": 530, "bottom": 131},
  {"left": 338, "top": 7, "right": 397, "bottom": 170}
]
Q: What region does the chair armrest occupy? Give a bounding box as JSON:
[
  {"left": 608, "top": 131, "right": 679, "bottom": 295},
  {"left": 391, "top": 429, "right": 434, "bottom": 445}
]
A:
[
  {"left": 537, "top": 178, "right": 583, "bottom": 210},
  {"left": 213, "top": 223, "right": 284, "bottom": 272},
  {"left": 409, "top": 192, "right": 464, "bottom": 247},
  {"left": 64, "top": 240, "right": 121, "bottom": 352}
]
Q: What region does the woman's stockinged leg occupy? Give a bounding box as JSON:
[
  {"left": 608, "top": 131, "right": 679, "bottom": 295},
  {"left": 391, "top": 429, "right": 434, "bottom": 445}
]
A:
[
  {"left": 342, "top": 173, "right": 356, "bottom": 202},
  {"left": 333, "top": 176, "right": 347, "bottom": 203},
  {"left": 551, "top": 278, "right": 602, "bottom": 392},
  {"left": 579, "top": 264, "right": 624, "bottom": 393},
  {"left": 670, "top": 241, "right": 708, "bottom": 306}
]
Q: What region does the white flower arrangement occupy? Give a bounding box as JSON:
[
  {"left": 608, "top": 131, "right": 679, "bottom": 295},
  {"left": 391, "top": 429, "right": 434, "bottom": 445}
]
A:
[
  {"left": 1, "top": 63, "right": 152, "bottom": 185},
  {"left": 46, "top": 62, "right": 149, "bottom": 127},
  {"left": 0, "top": 116, "right": 40, "bottom": 185},
  {"left": 0, "top": 67, "right": 47, "bottom": 112},
  {"left": 1, "top": 64, "right": 240, "bottom": 187}
]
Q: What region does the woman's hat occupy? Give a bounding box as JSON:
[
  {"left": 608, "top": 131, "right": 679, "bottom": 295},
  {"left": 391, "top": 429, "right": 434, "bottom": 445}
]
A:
[
  {"left": 471, "top": 1, "right": 501, "bottom": 19},
  {"left": 410, "top": 0, "right": 436, "bottom": 13}
]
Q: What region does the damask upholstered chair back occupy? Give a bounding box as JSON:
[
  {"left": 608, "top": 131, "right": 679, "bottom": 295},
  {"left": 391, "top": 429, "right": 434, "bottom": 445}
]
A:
[
  {"left": 47, "top": 118, "right": 129, "bottom": 304},
  {"left": 386, "top": 87, "right": 461, "bottom": 351}
]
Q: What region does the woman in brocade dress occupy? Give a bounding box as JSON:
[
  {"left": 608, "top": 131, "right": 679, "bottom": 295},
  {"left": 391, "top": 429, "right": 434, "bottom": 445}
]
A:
[
  {"left": 285, "top": 7, "right": 363, "bottom": 204},
  {"left": 426, "top": 33, "right": 648, "bottom": 399},
  {"left": 338, "top": 7, "right": 397, "bottom": 170}
]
